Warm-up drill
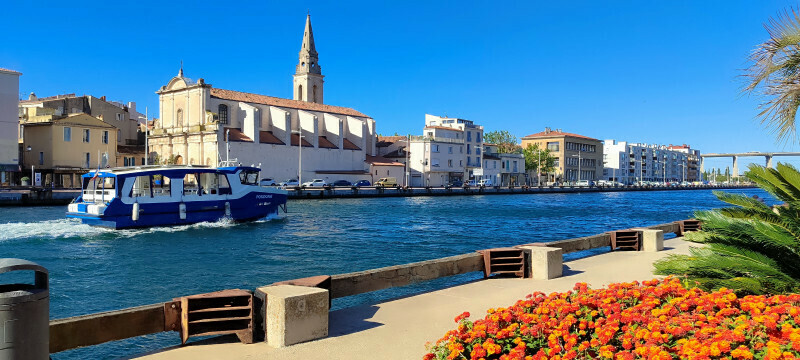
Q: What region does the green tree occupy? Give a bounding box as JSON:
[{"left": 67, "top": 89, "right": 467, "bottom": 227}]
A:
[
  {"left": 483, "top": 130, "right": 521, "bottom": 154},
  {"left": 743, "top": 10, "right": 800, "bottom": 142},
  {"left": 522, "top": 143, "right": 556, "bottom": 184},
  {"left": 654, "top": 163, "right": 800, "bottom": 295}
]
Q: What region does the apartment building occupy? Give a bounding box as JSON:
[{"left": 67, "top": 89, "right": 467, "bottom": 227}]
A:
[
  {"left": 521, "top": 128, "right": 602, "bottom": 183},
  {"left": 424, "top": 114, "right": 484, "bottom": 179},
  {"left": 20, "top": 113, "right": 117, "bottom": 187},
  {"left": 482, "top": 144, "right": 525, "bottom": 186},
  {"left": 0, "top": 68, "right": 21, "bottom": 186},
  {"left": 408, "top": 126, "right": 465, "bottom": 186},
  {"left": 602, "top": 140, "right": 700, "bottom": 184}
]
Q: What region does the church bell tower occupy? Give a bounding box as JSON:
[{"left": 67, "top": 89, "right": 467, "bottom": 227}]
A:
[{"left": 293, "top": 15, "right": 324, "bottom": 104}]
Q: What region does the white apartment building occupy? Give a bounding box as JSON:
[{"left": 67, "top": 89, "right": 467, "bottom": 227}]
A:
[
  {"left": 406, "top": 115, "right": 485, "bottom": 187},
  {"left": 602, "top": 140, "right": 700, "bottom": 184},
  {"left": 0, "top": 68, "right": 21, "bottom": 186}
]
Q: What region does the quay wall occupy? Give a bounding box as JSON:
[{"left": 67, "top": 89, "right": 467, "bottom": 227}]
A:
[
  {"left": 0, "top": 189, "right": 78, "bottom": 206},
  {"left": 287, "top": 184, "right": 754, "bottom": 200},
  {"left": 47, "top": 219, "right": 690, "bottom": 354}
]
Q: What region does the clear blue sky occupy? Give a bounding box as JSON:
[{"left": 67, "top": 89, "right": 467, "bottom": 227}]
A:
[{"left": 2, "top": 0, "right": 798, "bottom": 171}]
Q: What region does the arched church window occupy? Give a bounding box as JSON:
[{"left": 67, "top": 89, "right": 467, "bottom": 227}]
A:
[
  {"left": 313, "top": 85, "right": 317, "bottom": 103},
  {"left": 299, "top": 85, "right": 303, "bottom": 101},
  {"left": 176, "top": 109, "right": 183, "bottom": 127},
  {"left": 218, "top": 104, "right": 228, "bottom": 124}
]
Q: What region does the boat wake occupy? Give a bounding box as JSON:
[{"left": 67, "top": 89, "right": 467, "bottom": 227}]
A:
[{"left": 0, "top": 214, "right": 285, "bottom": 241}]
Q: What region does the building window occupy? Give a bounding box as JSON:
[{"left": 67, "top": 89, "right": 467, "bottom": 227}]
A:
[
  {"left": 432, "top": 144, "right": 439, "bottom": 153},
  {"left": 116, "top": 113, "right": 122, "bottom": 121},
  {"left": 218, "top": 104, "right": 228, "bottom": 124},
  {"left": 476, "top": 147, "right": 481, "bottom": 155},
  {"left": 547, "top": 141, "right": 559, "bottom": 151},
  {"left": 85, "top": 153, "right": 91, "bottom": 168},
  {"left": 117, "top": 129, "right": 121, "bottom": 143},
  {"left": 83, "top": 129, "right": 90, "bottom": 143},
  {"left": 460, "top": 160, "right": 463, "bottom": 167},
  {"left": 39, "top": 152, "right": 43, "bottom": 165},
  {"left": 102, "top": 130, "right": 109, "bottom": 144},
  {"left": 448, "top": 146, "right": 453, "bottom": 154},
  {"left": 467, "top": 131, "right": 472, "bottom": 142},
  {"left": 124, "top": 157, "right": 129, "bottom": 167},
  {"left": 313, "top": 85, "right": 318, "bottom": 103},
  {"left": 467, "top": 144, "right": 471, "bottom": 154},
  {"left": 176, "top": 109, "right": 183, "bottom": 127},
  {"left": 448, "top": 159, "right": 453, "bottom": 167},
  {"left": 299, "top": 85, "right": 304, "bottom": 101},
  {"left": 63, "top": 127, "right": 71, "bottom": 142},
  {"left": 477, "top": 133, "right": 482, "bottom": 143}
]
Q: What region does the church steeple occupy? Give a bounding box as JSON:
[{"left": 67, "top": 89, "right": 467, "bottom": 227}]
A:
[{"left": 294, "top": 14, "right": 324, "bottom": 103}]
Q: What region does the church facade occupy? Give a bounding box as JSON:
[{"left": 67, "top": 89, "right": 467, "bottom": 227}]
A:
[{"left": 150, "top": 15, "right": 377, "bottom": 183}]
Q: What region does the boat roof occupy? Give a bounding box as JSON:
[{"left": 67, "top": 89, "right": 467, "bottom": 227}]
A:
[{"left": 81, "top": 165, "right": 261, "bottom": 178}]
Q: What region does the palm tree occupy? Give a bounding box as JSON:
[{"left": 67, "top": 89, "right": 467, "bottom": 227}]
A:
[
  {"left": 654, "top": 163, "right": 800, "bottom": 295},
  {"left": 743, "top": 9, "right": 800, "bottom": 143}
]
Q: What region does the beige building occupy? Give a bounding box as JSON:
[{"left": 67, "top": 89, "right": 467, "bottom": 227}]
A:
[
  {"left": 19, "top": 93, "right": 144, "bottom": 146},
  {"left": 482, "top": 144, "right": 525, "bottom": 186},
  {"left": 521, "top": 128, "right": 603, "bottom": 183},
  {"left": 20, "top": 113, "right": 117, "bottom": 187},
  {"left": 0, "top": 68, "right": 21, "bottom": 186},
  {"left": 149, "top": 15, "right": 377, "bottom": 184}
]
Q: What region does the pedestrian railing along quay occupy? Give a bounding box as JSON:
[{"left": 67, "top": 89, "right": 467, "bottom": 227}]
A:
[
  {"left": 287, "top": 184, "right": 755, "bottom": 199},
  {"left": 47, "top": 219, "right": 700, "bottom": 354}
]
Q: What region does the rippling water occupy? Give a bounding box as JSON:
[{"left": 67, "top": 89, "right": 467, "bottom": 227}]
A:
[{"left": 0, "top": 189, "right": 772, "bottom": 359}]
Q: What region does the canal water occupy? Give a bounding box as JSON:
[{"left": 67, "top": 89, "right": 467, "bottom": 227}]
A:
[{"left": 0, "top": 188, "right": 773, "bottom": 359}]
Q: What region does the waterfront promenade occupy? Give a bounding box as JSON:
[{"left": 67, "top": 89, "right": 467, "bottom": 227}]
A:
[{"left": 133, "top": 236, "right": 693, "bottom": 360}]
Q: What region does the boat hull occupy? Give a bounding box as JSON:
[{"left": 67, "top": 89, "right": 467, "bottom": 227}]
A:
[{"left": 67, "top": 193, "right": 287, "bottom": 229}]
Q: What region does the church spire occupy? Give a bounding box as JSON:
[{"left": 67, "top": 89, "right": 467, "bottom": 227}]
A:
[
  {"left": 296, "top": 14, "right": 321, "bottom": 76},
  {"left": 294, "top": 14, "right": 324, "bottom": 103}
]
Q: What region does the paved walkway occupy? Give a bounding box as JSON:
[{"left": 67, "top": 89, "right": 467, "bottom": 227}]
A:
[{"left": 133, "top": 237, "right": 693, "bottom": 360}]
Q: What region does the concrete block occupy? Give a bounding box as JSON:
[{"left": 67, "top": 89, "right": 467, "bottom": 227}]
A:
[
  {"left": 257, "top": 285, "right": 329, "bottom": 348},
  {"left": 519, "top": 246, "right": 562, "bottom": 279},
  {"left": 634, "top": 228, "right": 664, "bottom": 252}
]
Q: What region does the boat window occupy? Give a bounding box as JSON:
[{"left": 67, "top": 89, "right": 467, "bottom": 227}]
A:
[
  {"left": 183, "top": 174, "right": 199, "bottom": 195},
  {"left": 239, "top": 170, "right": 259, "bottom": 186},
  {"left": 218, "top": 173, "right": 231, "bottom": 195},
  {"left": 199, "top": 173, "right": 219, "bottom": 195},
  {"left": 152, "top": 174, "right": 171, "bottom": 197},
  {"left": 131, "top": 175, "right": 151, "bottom": 198}
]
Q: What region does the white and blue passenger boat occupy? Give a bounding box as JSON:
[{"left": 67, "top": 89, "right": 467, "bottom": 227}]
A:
[{"left": 66, "top": 165, "right": 287, "bottom": 229}]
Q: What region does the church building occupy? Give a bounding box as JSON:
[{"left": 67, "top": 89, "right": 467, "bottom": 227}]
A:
[{"left": 150, "top": 15, "right": 377, "bottom": 183}]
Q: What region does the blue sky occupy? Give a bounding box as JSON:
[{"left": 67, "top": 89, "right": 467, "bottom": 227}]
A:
[{"left": 1, "top": 0, "right": 798, "bottom": 171}]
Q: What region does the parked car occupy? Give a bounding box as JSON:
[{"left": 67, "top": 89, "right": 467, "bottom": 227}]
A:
[
  {"left": 375, "top": 177, "right": 398, "bottom": 187},
  {"left": 575, "top": 180, "right": 593, "bottom": 187},
  {"left": 301, "top": 179, "right": 327, "bottom": 187},
  {"left": 260, "top": 178, "right": 277, "bottom": 186},
  {"left": 355, "top": 180, "right": 371, "bottom": 187},
  {"left": 280, "top": 179, "right": 299, "bottom": 187},
  {"left": 467, "top": 180, "right": 478, "bottom": 186},
  {"left": 332, "top": 180, "right": 352, "bottom": 187},
  {"left": 447, "top": 180, "right": 464, "bottom": 187},
  {"left": 478, "top": 179, "right": 493, "bottom": 186}
]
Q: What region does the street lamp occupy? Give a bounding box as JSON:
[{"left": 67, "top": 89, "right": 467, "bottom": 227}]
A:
[{"left": 292, "top": 130, "right": 303, "bottom": 186}]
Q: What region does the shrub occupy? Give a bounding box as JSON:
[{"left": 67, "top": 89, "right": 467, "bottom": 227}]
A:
[{"left": 424, "top": 278, "right": 800, "bottom": 360}]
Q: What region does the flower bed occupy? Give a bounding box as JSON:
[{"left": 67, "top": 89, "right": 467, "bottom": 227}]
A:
[{"left": 424, "top": 278, "right": 800, "bottom": 360}]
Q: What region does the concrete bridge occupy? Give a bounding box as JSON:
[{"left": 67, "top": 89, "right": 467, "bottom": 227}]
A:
[{"left": 700, "top": 152, "right": 800, "bottom": 177}]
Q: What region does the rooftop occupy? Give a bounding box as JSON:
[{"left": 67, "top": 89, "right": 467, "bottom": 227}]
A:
[
  {"left": 522, "top": 128, "right": 599, "bottom": 141},
  {"left": 210, "top": 88, "right": 368, "bottom": 118},
  {"left": 0, "top": 67, "right": 22, "bottom": 75}
]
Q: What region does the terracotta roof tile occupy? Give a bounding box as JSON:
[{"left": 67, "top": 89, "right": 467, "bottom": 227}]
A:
[
  {"left": 318, "top": 136, "right": 338, "bottom": 149},
  {"left": 522, "top": 130, "right": 599, "bottom": 141},
  {"left": 376, "top": 135, "right": 405, "bottom": 147},
  {"left": 259, "top": 131, "right": 285, "bottom": 145},
  {"left": 210, "top": 88, "right": 368, "bottom": 118},
  {"left": 290, "top": 133, "right": 313, "bottom": 147},
  {"left": 223, "top": 127, "right": 253, "bottom": 142},
  {"left": 342, "top": 138, "right": 361, "bottom": 151},
  {"left": 117, "top": 145, "right": 145, "bottom": 155},
  {"left": 366, "top": 155, "right": 405, "bottom": 166}
]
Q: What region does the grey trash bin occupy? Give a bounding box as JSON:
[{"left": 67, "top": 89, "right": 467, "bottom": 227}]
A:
[{"left": 0, "top": 259, "right": 49, "bottom": 360}]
